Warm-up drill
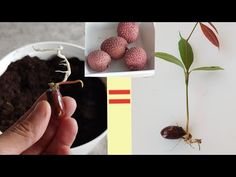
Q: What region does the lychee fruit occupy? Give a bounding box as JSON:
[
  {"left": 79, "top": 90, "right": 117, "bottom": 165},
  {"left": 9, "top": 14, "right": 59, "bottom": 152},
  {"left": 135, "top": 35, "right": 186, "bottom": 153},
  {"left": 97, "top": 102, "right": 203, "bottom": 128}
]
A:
[
  {"left": 87, "top": 50, "right": 111, "bottom": 72},
  {"left": 124, "top": 47, "right": 147, "bottom": 70},
  {"left": 101, "top": 36, "right": 128, "bottom": 59},
  {"left": 117, "top": 22, "right": 139, "bottom": 43}
]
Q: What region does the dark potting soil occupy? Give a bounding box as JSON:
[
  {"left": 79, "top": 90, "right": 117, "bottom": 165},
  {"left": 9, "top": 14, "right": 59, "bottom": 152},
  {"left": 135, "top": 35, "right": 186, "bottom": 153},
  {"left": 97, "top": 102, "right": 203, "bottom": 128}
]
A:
[{"left": 0, "top": 55, "right": 107, "bottom": 147}]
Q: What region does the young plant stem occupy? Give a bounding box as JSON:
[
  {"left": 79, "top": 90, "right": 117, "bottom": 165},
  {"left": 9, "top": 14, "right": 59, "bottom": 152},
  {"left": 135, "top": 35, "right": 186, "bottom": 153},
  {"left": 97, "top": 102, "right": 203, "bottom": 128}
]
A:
[
  {"left": 185, "top": 72, "right": 190, "bottom": 134},
  {"left": 187, "top": 22, "right": 199, "bottom": 42},
  {"left": 184, "top": 22, "right": 198, "bottom": 134}
]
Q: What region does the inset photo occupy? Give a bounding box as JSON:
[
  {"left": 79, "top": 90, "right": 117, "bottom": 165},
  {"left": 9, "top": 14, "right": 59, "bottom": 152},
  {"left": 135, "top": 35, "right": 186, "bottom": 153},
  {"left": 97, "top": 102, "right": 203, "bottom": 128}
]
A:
[{"left": 85, "top": 22, "right": 155, "bottom": 77}]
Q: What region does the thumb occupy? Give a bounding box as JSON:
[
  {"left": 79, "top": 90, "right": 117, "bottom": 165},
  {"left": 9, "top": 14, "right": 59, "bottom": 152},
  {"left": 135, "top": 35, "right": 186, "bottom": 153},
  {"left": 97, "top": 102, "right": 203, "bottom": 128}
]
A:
[{"left": 0, "top": 101, "right": 51, "bottom": 154}]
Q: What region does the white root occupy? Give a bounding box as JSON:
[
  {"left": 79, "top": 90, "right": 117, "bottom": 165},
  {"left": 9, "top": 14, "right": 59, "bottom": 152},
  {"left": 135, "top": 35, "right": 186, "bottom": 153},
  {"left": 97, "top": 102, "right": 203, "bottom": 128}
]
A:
[
  {"left": 33, "top": 45, "right": 71, "bottom": 82},
  {"left": 183, "top": 134, "right": 201, "bottom": 151}
]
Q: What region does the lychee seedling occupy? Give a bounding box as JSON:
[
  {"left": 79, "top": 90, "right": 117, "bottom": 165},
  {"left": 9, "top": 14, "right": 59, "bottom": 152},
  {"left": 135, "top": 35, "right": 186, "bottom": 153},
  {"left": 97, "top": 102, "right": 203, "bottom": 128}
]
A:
[{"left": 155, "top": 22, "right": 223, "bottom": 150}]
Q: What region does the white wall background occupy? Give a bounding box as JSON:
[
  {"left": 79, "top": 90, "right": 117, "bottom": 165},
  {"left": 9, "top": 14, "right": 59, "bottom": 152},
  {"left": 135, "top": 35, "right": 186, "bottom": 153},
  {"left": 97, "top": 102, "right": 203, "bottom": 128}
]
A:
[{"left": 132, "top": 22, "right": 236, "bottom": 154}]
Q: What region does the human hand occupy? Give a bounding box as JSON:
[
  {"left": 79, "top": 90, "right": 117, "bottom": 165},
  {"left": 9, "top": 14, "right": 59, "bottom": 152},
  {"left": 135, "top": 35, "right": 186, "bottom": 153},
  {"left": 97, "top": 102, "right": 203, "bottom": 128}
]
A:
[{"left": 0, "top": 93, "right": 78, "bottom": 155}]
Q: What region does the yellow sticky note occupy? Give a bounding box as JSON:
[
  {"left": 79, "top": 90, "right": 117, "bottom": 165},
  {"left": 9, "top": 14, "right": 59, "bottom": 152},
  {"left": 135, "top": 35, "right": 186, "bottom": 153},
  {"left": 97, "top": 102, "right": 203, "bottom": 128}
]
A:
[{"left": 107, "top": 77, "right": 132, "bottom": 155}]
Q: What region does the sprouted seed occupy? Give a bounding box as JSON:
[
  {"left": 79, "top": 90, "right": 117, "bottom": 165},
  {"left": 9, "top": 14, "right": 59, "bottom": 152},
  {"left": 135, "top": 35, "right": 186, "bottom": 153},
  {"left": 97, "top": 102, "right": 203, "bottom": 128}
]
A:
[
  {"left": 156, "top": 22, "right": 223, "bottom": 150},
  {"left": 33, "top": 46, "right": 83, "bottom": 118}
]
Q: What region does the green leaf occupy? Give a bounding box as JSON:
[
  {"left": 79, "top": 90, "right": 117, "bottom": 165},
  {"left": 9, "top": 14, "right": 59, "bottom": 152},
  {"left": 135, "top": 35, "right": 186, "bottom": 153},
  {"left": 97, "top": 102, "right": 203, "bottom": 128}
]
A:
[
  {"left": 155, "top": 52, "right": 185, "bottom": 70},
  {"left": 178, "top": 34, "right": 194, "bottom": 71},
  {"left": 191, "top": 66, "right": 224, "bottom": 72}
]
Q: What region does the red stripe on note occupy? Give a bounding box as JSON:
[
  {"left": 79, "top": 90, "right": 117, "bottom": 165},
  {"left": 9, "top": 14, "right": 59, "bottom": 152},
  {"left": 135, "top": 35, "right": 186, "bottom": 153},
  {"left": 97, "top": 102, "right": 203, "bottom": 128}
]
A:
[
  {"left": 109, "top": 99, "right": 131, "bottom": 104},
  {"left": 109, "top": 90, "right": 130, "bottom": 95}
]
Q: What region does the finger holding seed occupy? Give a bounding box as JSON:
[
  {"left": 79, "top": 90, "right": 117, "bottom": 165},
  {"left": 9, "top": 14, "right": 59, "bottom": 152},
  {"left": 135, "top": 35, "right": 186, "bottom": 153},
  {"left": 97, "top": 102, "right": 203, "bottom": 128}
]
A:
[{"left": 33, "top": 46, "right": 84, "bottom": 119}]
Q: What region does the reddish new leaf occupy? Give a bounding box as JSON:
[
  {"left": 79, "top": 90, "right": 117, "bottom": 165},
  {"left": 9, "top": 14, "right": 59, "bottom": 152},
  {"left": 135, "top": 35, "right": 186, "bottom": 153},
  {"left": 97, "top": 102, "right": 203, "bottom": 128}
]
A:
[
  {"left": 208, "top": 22, "right": 218, "bottom": 34},
  {"left": 200, "top": 22, "right": 220, "bottom": 48}
]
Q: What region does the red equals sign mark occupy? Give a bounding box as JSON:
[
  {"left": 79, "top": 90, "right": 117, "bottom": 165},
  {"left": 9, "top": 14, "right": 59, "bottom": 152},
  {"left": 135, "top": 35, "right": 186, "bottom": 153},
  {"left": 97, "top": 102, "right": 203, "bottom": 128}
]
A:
[{"left": 109, "top": 90, "right": 131, "bottom": 104}]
